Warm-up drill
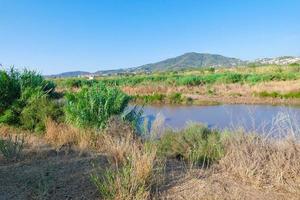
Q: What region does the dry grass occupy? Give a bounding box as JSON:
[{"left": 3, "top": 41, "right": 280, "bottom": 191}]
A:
[
  {"left": 122, "top": 80, "right": 300, "bottom": 105},
  {"left": 45, "top": 119, "right": 95, "bottom": 152},
  {"left": 219, "top": 133, "right": 300, "bottom": 194},
  {"left": 91, "top": 118, "right": 161, "bottom": 200}
]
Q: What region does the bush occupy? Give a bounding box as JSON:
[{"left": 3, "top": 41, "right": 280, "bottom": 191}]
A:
[
  {"left": 20, "top": 90, "right": 64, "bottom": 132},
  {"left": 0, "top": 68, "right": 20, "bottom": 113},
  {"left": 133, "top": 93, "right": 166, "bottom": 104},
  {"left": 157, "top": 124, "right": 223, "bottom": 167},
  {"left": 19, "top": 69, "right": 56, "bottom": 96},
  {"left": 65, "top": 84, "right": 131, "bottom": 129},
  {"left": 168, "top": 92, "right": 182, "bottom": 104},
  {"left": 0, "top": 68, "right": 60, "bottom": 132}
]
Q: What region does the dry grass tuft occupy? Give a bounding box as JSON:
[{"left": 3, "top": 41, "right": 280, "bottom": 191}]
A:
[
  {"left": 91, "top": 118, "right": 160, "bottom": 200},
  {"left": 220, "top": 133, "right": 300, "bottom": 193},
  {"left": 45, "top": 119, "right": 94, "bottom": 151}
]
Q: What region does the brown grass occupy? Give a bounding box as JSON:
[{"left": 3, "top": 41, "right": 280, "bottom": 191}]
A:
[
  {"left": 219, "top": 133, "right": 300, "bottom": 194},
  {"left": 91, "top": 118, "right": 161, "bottom": 200},
  {"left": 45, "top": 119, "right": 95, "bottom": 152},
  {"left": 122, "top": 80, "right": 300, "bottom": 105}
]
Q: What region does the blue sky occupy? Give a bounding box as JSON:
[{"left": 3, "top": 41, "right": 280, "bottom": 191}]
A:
[{"left": 0, "top": 0, "right": 300, "bottom": 75}]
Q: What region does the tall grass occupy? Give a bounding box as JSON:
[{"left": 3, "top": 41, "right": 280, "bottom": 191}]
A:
[
  {"left": 65, "top": 83, "right": 130, "bottom": 129},
  {"left": 91, "top": 119, "right": 160, "bottom": 200},
  {"left": 157, "top": 124, "right": 223, "bottom": 167},
  {"left": 220, "top": 132, "right": 300, "bottom": 193}
]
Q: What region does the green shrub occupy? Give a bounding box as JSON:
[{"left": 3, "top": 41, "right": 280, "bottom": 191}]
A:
[
  {"left": 168, "top": 92, "right": 182, "bottom": 104},
  {"left": 0, "top": 68, "right": 21, "bottom": 113},
  {"left": 222, "top": 73, "right": 243, "bottom": 83},
  {"left": 256, "top": 91, "right": 300, "bottom": 99},
  {"left": 0, "top": 100, "right": 24, "bottom": 125},
  {"left": 65, "top": 84, "right": 130, "bottom": 129},
  {"left": 133, "top": 93, "right": 166, "bottom": 104},
  {"left": 19, "top": 69, "right": 56, "bottom": 96},
  {"left": 20, "top": 90, "right": 64, "bottom": 132},
  {"left": 157, "top": 124, "right": 223, "bottom": 167},
  {"left": 0, "top": 68, "right": 60, "bottom": 132}
]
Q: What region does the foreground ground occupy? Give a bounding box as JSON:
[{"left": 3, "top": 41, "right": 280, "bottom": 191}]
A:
[{"left": 1, "top": 133, "right": 299, "bottom": 200}]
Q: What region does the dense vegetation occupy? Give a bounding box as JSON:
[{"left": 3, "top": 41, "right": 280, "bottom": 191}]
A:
[
  {"left": 54, "top": 65, "right": 300, "bottom": 89},
  {"left": 2, "top": 65, "right": 300, "bottom": 199},
  {"left": 0, "top": 68, "right": 132, "bottom": 132},
  {"left": 0, "top": 68, "right": 61, "bottom": 132},
  {"left": 65, "top": 84, "right": 131, "bottom": 129}
]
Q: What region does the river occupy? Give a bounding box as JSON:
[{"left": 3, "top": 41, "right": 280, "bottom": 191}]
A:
[{"left": 139, "top": 104, "right": 300, "bottom": 137}]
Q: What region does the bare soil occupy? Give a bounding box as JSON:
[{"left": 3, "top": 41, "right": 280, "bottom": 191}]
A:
[{"left": 0, "top": 139, "right": 106, "bottom": 200}]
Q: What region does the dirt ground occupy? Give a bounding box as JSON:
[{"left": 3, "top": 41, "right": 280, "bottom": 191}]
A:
[
  {"left": 0, "top": 138, "right": 105, "bottom": 200},
  {"left": 1, "top": 137, "right": 300, "bottom": 200}
]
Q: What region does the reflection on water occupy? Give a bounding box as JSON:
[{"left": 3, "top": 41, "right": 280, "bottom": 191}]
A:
[{"left": 140, "top": 104, "right": 300, "bottom": 136}]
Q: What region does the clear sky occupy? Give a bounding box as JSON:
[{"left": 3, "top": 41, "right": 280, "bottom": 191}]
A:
[{"left": 0, "top": 0, "right": 300, "bottom": 75}]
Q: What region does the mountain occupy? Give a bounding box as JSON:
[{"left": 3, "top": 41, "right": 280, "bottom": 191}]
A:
[
  {"left": 47, "top": 53, "right": 300, "bottom": 77},
  {"left": 135, "top": 52, "right": 245, "bottom": 72},
  {"left": 47, "top": 71, "right": 91, "bottom": 78}
]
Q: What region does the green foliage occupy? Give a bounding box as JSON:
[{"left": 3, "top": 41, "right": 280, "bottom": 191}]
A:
[
  {"left": 65, "top": 84, "right": 131, "bottom": 129},
  {"left": 53, "top": 66, "right": 300, "bottom": 90},
  {"left": 0, "top": 135, "right": 24, "bottom": 161},
  {"left": 133, "top": 93, "right": 166, "bottom": 104},
  {"left": 0, "top": 68, "right": 21, "bottom": 113},
  {"left": 255, "top": 91, "right": 300, "bottom": 99},
  {"left": 157, "top": 124, "right": 223, "bottom": 167},
  {"left": 168, "top": 92, "right": 182, "bottom": 104},
  {"left": 19, "top": 69, "right": 56, "bottom": 96},
  {"left": 289, "top": 63, "right": 300, "bottom": 67},
  {"left": 0, "top": 68, "right": 61, "bottom": 132},
  {"left": 20, "top": 90, "right": 64, "bottom": 132}
]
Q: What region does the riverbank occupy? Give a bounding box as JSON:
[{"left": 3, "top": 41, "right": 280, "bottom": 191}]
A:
[{"left": 126, "top": 80, "right": 300, "bottom": 106}]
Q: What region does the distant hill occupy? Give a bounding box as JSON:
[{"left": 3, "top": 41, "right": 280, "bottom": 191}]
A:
[
  {"left": 47, "top": 53, "right": 300, "bottom": 77},
  {"left": 47, "top": 71, "right": 91, "bottom": 78},
  {"left": 135, "top": 52, "right": 245, "bottom": 72}
]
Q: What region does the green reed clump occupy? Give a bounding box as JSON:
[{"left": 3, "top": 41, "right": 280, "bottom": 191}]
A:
[{"left": 65, "top": 83, "right": 131, "bottom": 129}]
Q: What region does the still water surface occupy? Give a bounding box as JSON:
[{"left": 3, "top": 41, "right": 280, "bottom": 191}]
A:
[{"left": 140, "top": 104, "right": 300, "bottom": 135}]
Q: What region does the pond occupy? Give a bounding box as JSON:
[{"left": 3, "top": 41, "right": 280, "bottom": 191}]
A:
[{"left": 139, "top": 104, "right": 300, "bottom": 136}]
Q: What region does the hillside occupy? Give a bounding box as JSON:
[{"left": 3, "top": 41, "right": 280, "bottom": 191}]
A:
[
  {"left": 47, "top": 53, "right": 300, "bottom": 77},
  {"left": 135, "top": 52, "right": 245, "bottom": 72},
  {"left": 48, "top": 71, "right": 91, "bottom": 78}
]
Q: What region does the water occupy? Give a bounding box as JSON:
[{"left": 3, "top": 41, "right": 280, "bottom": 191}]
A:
[{"left": 140, "top": 104, "right": 300, "bottom": 136}]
